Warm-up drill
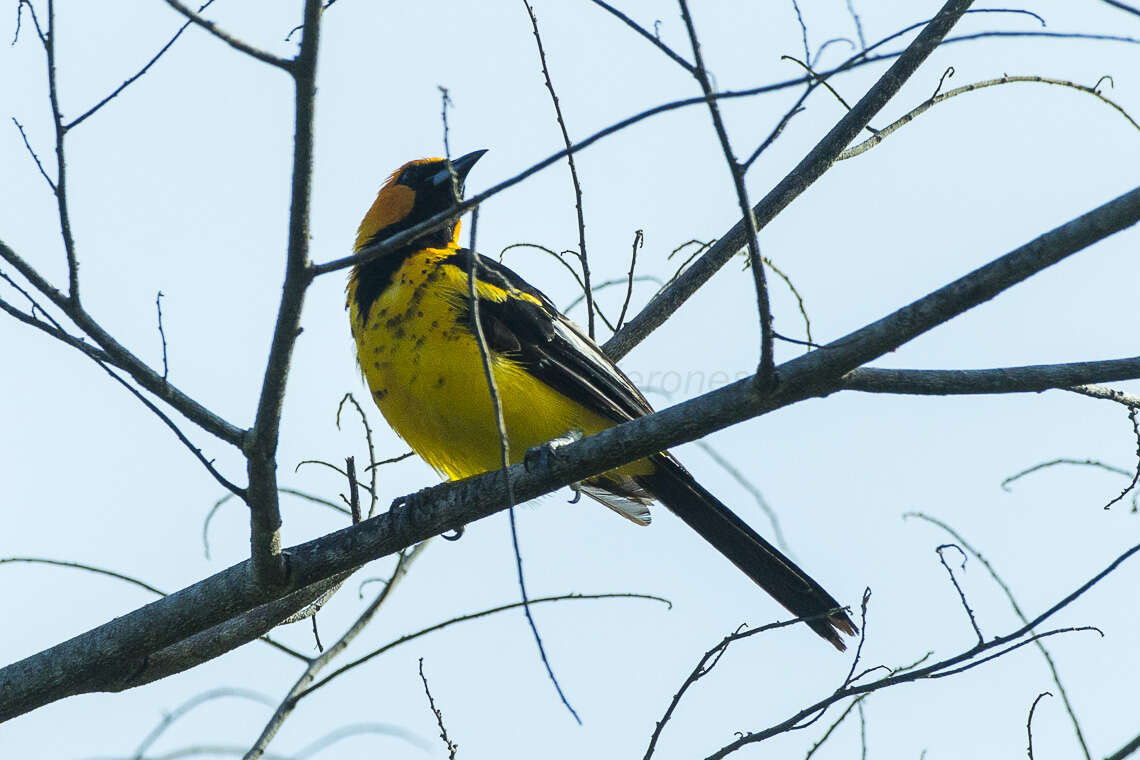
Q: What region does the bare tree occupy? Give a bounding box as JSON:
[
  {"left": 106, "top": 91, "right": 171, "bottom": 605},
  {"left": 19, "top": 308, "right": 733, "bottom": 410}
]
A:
[{"left": 3, "top": 1, "right": 1140, "bottom": 757}]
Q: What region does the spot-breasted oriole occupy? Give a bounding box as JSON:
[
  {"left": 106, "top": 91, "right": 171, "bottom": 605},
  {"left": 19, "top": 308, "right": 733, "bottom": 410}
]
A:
[{"left": 347, "top": 150, "right": 856, "bottom": 649}]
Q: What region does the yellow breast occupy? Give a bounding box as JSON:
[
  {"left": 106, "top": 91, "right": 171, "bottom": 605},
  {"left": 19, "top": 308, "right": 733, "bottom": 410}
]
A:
[{"left": 348, "top": 246, "right": 622, "bottom": 480}]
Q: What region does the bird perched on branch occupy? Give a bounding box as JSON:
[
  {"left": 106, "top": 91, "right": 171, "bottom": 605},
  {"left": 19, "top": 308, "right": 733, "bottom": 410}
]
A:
[{"left": 346, "top": 150, "right": 856, "bottom": 649}]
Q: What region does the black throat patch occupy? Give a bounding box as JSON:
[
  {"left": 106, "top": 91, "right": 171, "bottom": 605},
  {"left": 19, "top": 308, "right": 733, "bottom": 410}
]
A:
[{"left": 352, "top": 225, "right": 454, "bottom": 326}]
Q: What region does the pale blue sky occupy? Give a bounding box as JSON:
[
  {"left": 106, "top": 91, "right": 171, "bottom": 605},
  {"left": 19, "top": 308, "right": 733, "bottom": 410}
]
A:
[{"left": 2, "top": 2, "right": 1139, "bottom": 758}]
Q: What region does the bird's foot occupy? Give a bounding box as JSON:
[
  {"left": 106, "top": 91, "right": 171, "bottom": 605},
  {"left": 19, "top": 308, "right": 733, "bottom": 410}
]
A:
[{"left": 524, "top": 429, "right": 583, "bottom": 473}]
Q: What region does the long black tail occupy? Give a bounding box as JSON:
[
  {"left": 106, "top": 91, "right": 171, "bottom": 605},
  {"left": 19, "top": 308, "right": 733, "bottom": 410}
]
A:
[{"left": 638, "top": 455, "right": 857, "bottom": 650}]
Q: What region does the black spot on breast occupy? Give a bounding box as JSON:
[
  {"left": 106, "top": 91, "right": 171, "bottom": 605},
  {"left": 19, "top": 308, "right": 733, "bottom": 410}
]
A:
[
  {"left": 351, "top": 248, "right": 414, "bottom": 326},
  {"left": 374, "top": 388, "right": 388, "bottom": 400}
]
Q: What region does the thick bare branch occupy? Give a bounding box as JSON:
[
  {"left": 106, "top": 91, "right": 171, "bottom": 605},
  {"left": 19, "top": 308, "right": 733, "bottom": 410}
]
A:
[
  {"left": 244, "top": 0, "right": 322, "bottom": 588},
  {"left": 841, "top": 359, "right": 1140, "bottom": 396},
  {"left": 604, "top": 0, "right": 976, "bottom": 361}
]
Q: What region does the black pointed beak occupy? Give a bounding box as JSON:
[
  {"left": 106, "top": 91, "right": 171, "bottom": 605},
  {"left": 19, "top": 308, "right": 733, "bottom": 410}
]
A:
[{"left": 430, "top": 149, "right": 488, "bottom": 189}]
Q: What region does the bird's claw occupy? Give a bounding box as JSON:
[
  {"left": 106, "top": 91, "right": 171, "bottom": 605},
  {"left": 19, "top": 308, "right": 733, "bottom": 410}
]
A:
[
  {"left": 441, "top": 525, "right": 465, "bottom": 541},
  {"left": 524, "top": 430, "right": 583, "bottom": 473}
]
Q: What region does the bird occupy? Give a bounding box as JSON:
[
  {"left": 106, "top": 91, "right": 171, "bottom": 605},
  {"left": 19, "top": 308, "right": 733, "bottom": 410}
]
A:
[{"left": 346, "top": 150, "right": 857, "bottom": 650}]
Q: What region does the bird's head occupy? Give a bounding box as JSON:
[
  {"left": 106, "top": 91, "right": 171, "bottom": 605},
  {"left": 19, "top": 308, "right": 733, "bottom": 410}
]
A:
[{"left": 354, "top": 149, "right": 487, "bottom": 253}]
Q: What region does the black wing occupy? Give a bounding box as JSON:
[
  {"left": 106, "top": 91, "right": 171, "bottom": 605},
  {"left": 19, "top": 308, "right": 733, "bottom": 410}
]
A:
[{"left": 443, "top": 250, "right": 653, "bottom": 424}]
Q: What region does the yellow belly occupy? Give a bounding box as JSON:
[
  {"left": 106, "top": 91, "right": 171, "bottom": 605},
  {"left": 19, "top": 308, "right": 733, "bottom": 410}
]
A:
[{"left": 349, "top": 248, "right": 640, "bottom": 481}]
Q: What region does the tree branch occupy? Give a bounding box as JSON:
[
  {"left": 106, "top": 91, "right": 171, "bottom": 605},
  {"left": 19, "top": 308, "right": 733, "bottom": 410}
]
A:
[
  {"left": 840, "top": 358, "right": 1140, "bottom": 396},
  {"left": 0, "top": 239, "right": 247, "bottom": 447},
  {"left": 242, "top": 543, "right": 426, "bottom": 760},
  {"left": 244, "top": 0, "right": 322, "bottom": 588},
  {"left": 604, "top": 0, "right": 976, "bottom": 361},
  {"left": 677, "top": 0, "right": 776, "bottom": 386},
  {"left": 2, "top": 181, "right": 1136, "bottom": 721},
  {"left": 162, "top": 0, "right": 293, "bottom": 70}
]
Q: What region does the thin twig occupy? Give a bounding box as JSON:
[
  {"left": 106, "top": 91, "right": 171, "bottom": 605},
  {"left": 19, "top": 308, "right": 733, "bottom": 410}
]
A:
[
  {"left": 644, "top": 613, "right": 833, "bottom": 759},
  {"left": 68, "top": 0, "right": 218, "bottom": 130},
  {"left": 704, "top": 538, "right": 1130, "bottom": 760},
  {"left": 1002, "top": 458, "right": 1133, "bottom": 489},
  {"left": 0, "top": 557, "right": 166, "bottom": 597},
  {"left": 299, "top": 592, "right": 670, "bottom": 701},
  {"left": 742, "top": 101, "right": 806, "bottom": 169},
  {"left": 857, "top": 700, "right": 868, "bottom": 759},
  {"left": 846, "top": 0, "right": 866, "bottom": 49},
  {"left": 936, "top": 544, "right": 984, "bottom": 644},
  {"left": 562, "top": 276, "right": 660, "bottom": 320},
  {"left": 814, "top": 37, "right": 856, "bottom": 66},
  {"left": 26, "top": 0, "right": 79, "bottom": 300},
  {"left": 839, "top": 74, "right": 1140, "bottom": 161},
  {"left": 155, "top": 291, "right": 169, "bottom": 381},
  {"left": 96, "top": 360, "right": 244, "bottom": 494},
  {"left": 0, "top": 241, "right": 245, "bottom": 445},
  {"left": 294, "top": 459, "right": 373, "bottom": 495},
  {"left": 132, "top": 688, "right": 276, "bottom": 760},
  {"left": 1102, "top": 409, "right": 1140, "bottom": 510},
  {"left": 10, "top": 117, "right": 54, "bottom": 190},
  {"left": 782, "top": 54, "right": 877, "bottom": 135},
  {"left": 805, "top": 651, "right": 932, "bottom": 759},
  {"left": 203, "top": 488, "right": 351, "bottom": 559},
  {"left": 1, "top": 261, "right": 240, "bottom": 493},
  {"left": 903, "top": 513, "right": 1092, "bottom": 760},
  {"left": 617, "top": 230, "right": 643, "bottom": 330},
  {"left": 678, "top": 0, "right": 776, "bottom": 387},
  {"left": 587, "top": 0, "right": 694, "bottom": 72},
  {"left": 790, "top": 0, "right": 811, "bottom": 64},
  {"left": 243, "top": 543, "right": 427, "bottom": 760},
  {"left": 364, "top": 450, "right": 415, "bottom": 471},
  {"left": 840, "top": 589, "right": 873, "bottom": 689},
  {"left": 761, "top": 255, "right": 813, "bottom": 348},
  {"left": 440, "top": 95, "right": 580, "bottom": 722},
  {"left": 500, "top": 242, "right": 586, "bottom": 290},
  {"left": 162, "top": 0, "right": 292, "bottom": 69},
  {"left": 523, "top": 0, "right": 594, "bottom": 338},
  {"left": 419, "top": 659, "right": 459, "bottom": 759},
  {"left": 1026, "top": 691, "right": 1053, "bottom": 760},
  {"left": 337, "top": 393, "right": 379, "bottom": 517},
  {"left": 803, "top": 696, "right": 864, "bottom": 760}
]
